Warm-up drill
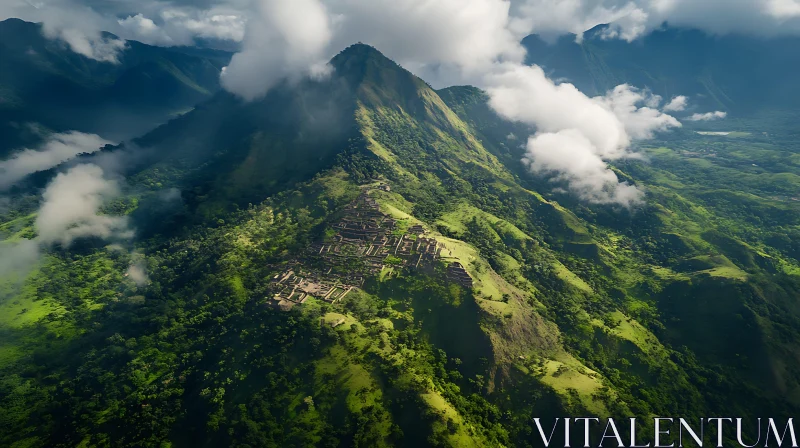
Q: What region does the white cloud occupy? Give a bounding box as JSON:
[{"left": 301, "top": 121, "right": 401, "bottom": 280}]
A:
[
  {"left": 0, "top": 131, "right": 112, "bottom": 190},
  {"left": 213, "top": 0, "right": 682, "bottom": 205},
  {"left": 7, "top": 0, "right": 800, "bottom": 60},
  {"left": 0, "top": 160, "right": 133, "bottom": 280},
  {"left": 118, "top": 14, "right": 174, "bottom": 46},
  {"left": 767, "top": 0, "right": 800, "bottom": 18},
  {"left": 663, "top": 95, "right": 688, "bottom": 112},
  {"left": 41, "top": 20, "right": 127, "bottom": 63},
  {"left": 486, "top": 64, "right": 629, "bottom": 158},
  {"left": 508, "top": 0, "right": 800, "bottom": 41},
  {"left": 159, "top": 187, "right": 182, "bottom": 202},
  {"left": 118, "top": 9, "right": 246, "bottom": 46},
  {"left": 687, "top": 111, "right": 727, "bottom": 121},
  {"left": 126, "top": 263, "right": 149, "bottom": 286},
  {"left": 594, "top": 85, "right": 681, "bottom": 140},
  {"left": 220, "top": 0, "right": 332, "bottom": 100},
  {"left": 36, "top": 164, "right": 133, "bottom": 246},
  {"left": 0, "top": 154, "right": 143, "bottom": 282},
  {"left": 485, "top": 66, "right": 679, "bottom": 206},
  {"left": 484, "top": 68, "right": 680, "bottom": 156},
  {"left": 1, "top": 0, "right": 708, "bottom": 206},
  {"left": 509, "top": 0, "right": 650, "bottom": 42},
  {"left": 523, "top": 130, "right": 644, "bottom": 206},
  {"left": 0, "top": 0, "right": 128, "bottom": 63},
  {"left": 2, "top": 1, "right": 245, "bottom": 60},
  {"left": 327, "top": 0, "right": 525, "bottom": 74},
  {"left": 161, "top": 9, "right": 245, "bottom": 42},
  {"left": 218, "top": 0, "right": 530, "bottom": 98}
]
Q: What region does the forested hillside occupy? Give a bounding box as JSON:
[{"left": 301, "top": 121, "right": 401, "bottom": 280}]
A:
[{"left": 1, "top": 43, "right": 799, "bottom": 447}]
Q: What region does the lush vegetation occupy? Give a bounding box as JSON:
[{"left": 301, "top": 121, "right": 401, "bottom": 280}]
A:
[{"left": 1, "top": 43, "right": 799, "bottom": 447}]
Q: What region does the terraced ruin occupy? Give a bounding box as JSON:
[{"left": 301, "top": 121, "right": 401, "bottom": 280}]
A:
[{"left": 267, "top": 185, "right": 472, "bottom": 309}]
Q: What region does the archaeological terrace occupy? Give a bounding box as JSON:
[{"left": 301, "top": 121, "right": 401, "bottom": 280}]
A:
[{"left": 267, "top": 186, "right": 472, "bottom": 310}]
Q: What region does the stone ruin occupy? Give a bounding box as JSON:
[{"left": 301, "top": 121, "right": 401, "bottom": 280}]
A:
[{"left": 267, "top": 188, "right": 472, "bottom": 310}]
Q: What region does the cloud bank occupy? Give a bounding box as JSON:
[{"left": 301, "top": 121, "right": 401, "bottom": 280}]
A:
[
  {"left": 220, "top": 0, "right": 332, "bottom": 100},
  {"left": 0, "top": 0, "right": 128, "bottom": 62},
  {"left": 117, "top": 8, "right": 246, "bottom": 46},
  {"left": 1, "top": 0, "right": 744, "bottom": 205},
  {"left": 0, "top": 131, "right": 111, "bottom": 190},
  {"left": 218, "top": 0, "right": 689, "bottom": 206},
  {"left": 486, "top": 67, "right": 680, "bottom": 205},
  {"left": 6, "top": 0, "right": 800, "bottom": 65},
  {"left": 0, "top": 0, "right": 246, "bottom": 63},
  {"left": 0, "top": 159, "right": 134, "bottom": 280},
  {"left": 523, "top": 130, "right": 645, "bottom": 206},
  {"left": 36, "top": 164, "right": 133, "bottom": 246},
  {"left": 508, "top": 0, "right": 800, "bottom": 42},
  {"left": 330, "top": 0, "right": 525, "bottom": 75},
  {"left": 43, "top": 26, "right": 127, "bottom": 63},
  {"left": 36, "top": 3, "right": 127, "bottom": 63}
]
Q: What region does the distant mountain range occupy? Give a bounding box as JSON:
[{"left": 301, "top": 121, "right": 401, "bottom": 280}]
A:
[
  {"left": 523, "top": 24, "right": 800, "bottom": 114},
  {"left": 0, "top": 18, "right": 232, "bottom": 155},
  {"left": 4, "top": 17, "right": 799, "bottom": 160}
]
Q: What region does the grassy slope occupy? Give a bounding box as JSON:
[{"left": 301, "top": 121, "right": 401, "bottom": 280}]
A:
[
  {"left": 439, "top": 85, "right": 800, "bottom": 423},
  {"left": 352, "top": 67, "right": 636, "bottom": 418}
]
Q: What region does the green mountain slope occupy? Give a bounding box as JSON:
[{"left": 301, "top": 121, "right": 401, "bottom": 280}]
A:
[
  {"left": 440, "top": 84, "right": 800, "bottom": 412},
  {"left": 0, "top": 18, "right": 232, "bottom": 155},
  {"left": 1, "top": 43, "right": 800, "bottom": 447}
]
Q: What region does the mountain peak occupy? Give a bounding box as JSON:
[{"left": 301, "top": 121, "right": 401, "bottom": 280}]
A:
[
  {"left": 0, "top": 17, "right": 42, "bottom": 42},
  {"left": 0, "top": 17, "right": 28, "bottom": 25},
  {"left": 328, "top": 42, "right": 430, "bottom": 111},
  {"left": 583, "top": 23, "right": 611, "bottom": 38},
  {"left": 330, "top": 43, "right": 403, "bottom": 74},
  {"left": 335, "top": 42, "right": 385, "bottom": 57}
]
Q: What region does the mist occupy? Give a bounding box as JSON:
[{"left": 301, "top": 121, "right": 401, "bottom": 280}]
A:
[
  {"left": 211, "top": 0, "right": 720, "bottom": 206},
  {"left": 36, "top": 163, "right": 132, "bottom": 246},
  {"left": 0, "top": 131, "right": 112, "bottom": 190},
  {"left": 1, "top": 0, "right": 751, "bottom": 207},
  {"left": 0, "top": 239, "right": 40, "bottom": 284}
]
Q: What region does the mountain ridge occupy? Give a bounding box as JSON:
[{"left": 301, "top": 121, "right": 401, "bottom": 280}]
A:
[
  {"left": 0, "top": 18, "right": 233, "bottom": 155},
  {"left": 522, "top": 24, "right": 800, "bottom": 114}
]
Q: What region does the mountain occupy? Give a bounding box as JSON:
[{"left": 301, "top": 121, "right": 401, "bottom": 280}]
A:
[
  {"left": 123, "top": 44, "right": 521, "bottom": 220},
  {"left": 522, "top": 24, "right": 800, "bottom": 114},
  {"left": 0, "top": 18, "right": 232, "bottom": 155},
  {"left": 1, "top": 42, "right": 800, "bottom": 447}
]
